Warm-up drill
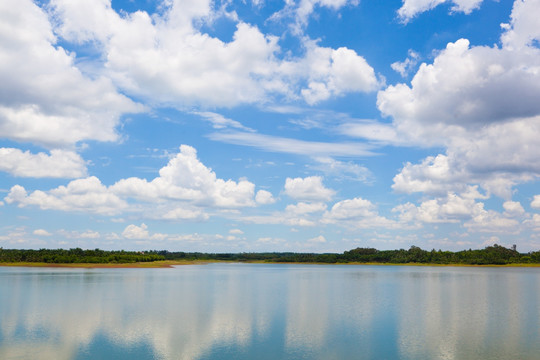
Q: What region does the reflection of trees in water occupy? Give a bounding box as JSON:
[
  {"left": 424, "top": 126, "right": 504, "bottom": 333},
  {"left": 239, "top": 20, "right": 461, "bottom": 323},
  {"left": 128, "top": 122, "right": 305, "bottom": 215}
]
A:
[{"left": 0, "top": 266, "right": 539, "bottom": 360}]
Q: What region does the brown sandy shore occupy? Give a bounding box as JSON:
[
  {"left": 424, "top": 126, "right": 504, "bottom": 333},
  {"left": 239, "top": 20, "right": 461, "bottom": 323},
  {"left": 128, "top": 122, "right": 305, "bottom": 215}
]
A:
[{"left": 1, "top": 260, "right": 540, "bottom": 268}]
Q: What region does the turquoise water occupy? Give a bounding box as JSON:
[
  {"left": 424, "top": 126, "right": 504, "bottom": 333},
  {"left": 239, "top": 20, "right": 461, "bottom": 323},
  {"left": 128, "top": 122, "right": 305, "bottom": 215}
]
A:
[{"left": 1, "top": 264, "right": 539, "bottom": 359}]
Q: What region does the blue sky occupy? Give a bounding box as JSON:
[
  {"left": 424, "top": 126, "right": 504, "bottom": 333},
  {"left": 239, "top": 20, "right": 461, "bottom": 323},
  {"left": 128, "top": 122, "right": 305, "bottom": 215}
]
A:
[{"left": 1, "top": 0, "right": 540, "bottom": 252}]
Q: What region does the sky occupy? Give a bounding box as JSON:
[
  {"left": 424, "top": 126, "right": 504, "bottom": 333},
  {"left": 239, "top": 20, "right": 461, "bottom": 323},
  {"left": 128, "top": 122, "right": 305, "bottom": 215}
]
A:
[{"left": 1, "top": 0, "right": 540, "bottom": 253}]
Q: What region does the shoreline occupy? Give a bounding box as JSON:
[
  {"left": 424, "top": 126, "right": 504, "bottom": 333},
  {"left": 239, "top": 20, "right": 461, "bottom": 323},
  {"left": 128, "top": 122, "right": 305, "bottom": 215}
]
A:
[{"left": 2, "top": 260, "right": 540, "bottom": 268}]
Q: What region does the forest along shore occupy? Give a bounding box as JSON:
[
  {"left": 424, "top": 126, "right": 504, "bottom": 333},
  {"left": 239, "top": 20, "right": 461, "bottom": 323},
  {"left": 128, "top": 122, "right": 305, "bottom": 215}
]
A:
[{"left": 2, "top": 244, "right": 540, "bottom": 267}]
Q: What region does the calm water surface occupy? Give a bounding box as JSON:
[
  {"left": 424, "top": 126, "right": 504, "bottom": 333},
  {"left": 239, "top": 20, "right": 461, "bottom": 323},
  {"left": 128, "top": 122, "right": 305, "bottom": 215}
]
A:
[{"left": 0, "top": 264, "right": 539, "bottom": 359}]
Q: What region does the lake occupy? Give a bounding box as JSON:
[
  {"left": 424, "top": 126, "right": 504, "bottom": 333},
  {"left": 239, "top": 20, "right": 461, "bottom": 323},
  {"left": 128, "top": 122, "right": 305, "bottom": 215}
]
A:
[{"left": 1, "top": 264, "right": 539, "bottom": 359}]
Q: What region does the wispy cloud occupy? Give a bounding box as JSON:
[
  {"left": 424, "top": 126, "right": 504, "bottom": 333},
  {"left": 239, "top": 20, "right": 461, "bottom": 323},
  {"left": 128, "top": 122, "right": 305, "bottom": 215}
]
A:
[{"left": 208, "top": 131, "right": 376, "bottom": 157}]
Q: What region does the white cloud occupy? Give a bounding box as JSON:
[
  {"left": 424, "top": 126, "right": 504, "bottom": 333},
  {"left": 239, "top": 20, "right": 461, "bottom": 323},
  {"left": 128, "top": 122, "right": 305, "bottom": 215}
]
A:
[
  {"left": 4, "top": 145, "right": 262, "bottom": 219},
  {"left": 49, "top": 0, "right": 377, "bottom": 108},
  {"left": 229, "top": 229, "right": 244, "bottom": 235},
  {"left": 112, "top": 145, "right": 256, "bottom": 208},
  {"left": 209, "top": 131, "right": 374, "bottom": 157},
  {"left": 380, "top": 9, "right": 540, "bottom": 199},
  {"left": 79, "top": 230, "right": 101, "bottom": 239},
  {"left": 307, "top": 235, "right": 326, "bottom": 243},
  {"left": 300, "top": 45, "right": 380, "bottom": 104},
  {"left": 33, "top": 229, "right": 52, "bottom": 237},
  {"left": 391, "top": 49, "right": 420, "bottom": 77},
  {"left": 532, "top": 195, "right": 540, "bottom": 209},
  {"left": 286, "top": 202, "right": 327, "bottom": 215},
  {"left": 397, "top": 0, "right": 484, "bottom": 23},
  {"left": 255, "top": 190, "right": 276, "bottom": 204},
  {"left": 240, "top": 200, "right": 329, "bottom": 228},
  {"left": 392, "top": 117, "right": 540, "bottom": 199},
  {"left": 195, "top": 112, "right": 254, "bottom": 131},
  {"left": 270, "top": 0, "right": 358, "bottom": 34},
  {"left": 53, "top": 0, "right": 277, "bottom": 106},
  {"left": 464, "top": 210, "right": 520, "bottom": 233},
  {"left": 242, "top": 214, "right": 317, "bottom": 227},
  {"left": 393, "top": 154, "right": 470, "bottom": 196},
  {"left": 393, "top": 190, "right": 486, "bottom": 224},
  {"left": 500, "top": 0, "right": 540, "bottom": 50},
  {"left": 161, "top": 208, "right": 210, "bottom": 221},
  {"left": 322, "top": 197, "right": 396, "bottom": 228},
  {"left": 481, "top": 236, "right": 501, "bottom": 247},
  {"left": 0, "top": 0, "right": 142, "bottom": 148},
  {"left": 121, "top": 223, "right": 169, "bottom": 240},
  {"left": 284, "top": 176, "right": 335, "bottom": 202},
  {"left": 393, "top": 189, "right": 523, "bottom": 233},
  {"left": 378, "top": 39, "right": 540, "bottom": 143},
  {"left": 525, "top": 213, "right": 540, "bottom": 231},
  {"left": 5, "top": 177, "right": 128, "bottom": 215},
  {"left": 309, "top": 157, "right": 373, "bottom": 183},
  {"left": 337, "top": 120, "right": 400, "bottom": 145},
  {"left": 122, "top": 223, "right": 150, "bottom": 240},
  {"left": 503, "top": 201, "right": 525, "bottom": 217},
  {"left": 256, "top": 237, "right": 286, "bottom": 245},
  {"left": 0, "top": 148, "right": 87, "bottom": 178},
  {"left": 0, "top": 228, "right": 37, "bottom": 246}
]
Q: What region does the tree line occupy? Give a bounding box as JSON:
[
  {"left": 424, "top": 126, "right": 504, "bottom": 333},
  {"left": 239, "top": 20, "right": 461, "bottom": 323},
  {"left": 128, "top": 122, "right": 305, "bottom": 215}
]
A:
[
  {"left": 1, "top": 244, "right": 540, "bottom": 265},
  {"left": 142, "top": 244, "right": 540, "bottom": 265},
  {"left": 0, "top": 248, "right": 164, "bottom": 264}
]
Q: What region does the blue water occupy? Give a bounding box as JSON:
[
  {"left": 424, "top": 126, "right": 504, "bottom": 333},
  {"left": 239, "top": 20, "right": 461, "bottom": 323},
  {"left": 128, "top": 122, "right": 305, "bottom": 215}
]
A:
[{"left": 0, "top": 264, "right": 539, "bottom": 359}]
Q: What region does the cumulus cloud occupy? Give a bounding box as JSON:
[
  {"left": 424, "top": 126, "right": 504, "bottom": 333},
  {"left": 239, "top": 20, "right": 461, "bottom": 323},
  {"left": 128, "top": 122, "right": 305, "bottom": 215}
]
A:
[
  {"left": 33, "top": 229, "right": 52, "bottom": 237},
  {"left": 392, "top": 117, "right": 540, "bottom": 199},
  {"left": 112, "top": 145, "right": 256, "bottom": 208},
  {"left": 0, "top": 0, "right": 142, "bottom": 148},
  {"left": 393, "top": 154, "right": 463, "bottom": 195},
  {"left": 378, "top": 39, "right": 540, "bottom": 141},
  {"left": 464, "top": 210, "right": 520, "bottom": 233},
  {"left": 322, "top": 197, "right": 396, "bottom": 228},
  {"left": 503, "top": 201, "right": 525, "bottom": 217},
  {"left": 122, "top": 223, "right": 150, "bottom": 240},
  {"left": 300, "top": 45, "right": 380, "bottom": 104},
  {"left": 525, "top": 213, "right": 540, "bottom": 231},
  {"left": 4, "top": 145, "right": 264, "bottom": 219},
  {"left": 5, "top": 177, "right": 128, "bottom": 215},
  {"left": 393, "top": 189, "right": 523, "bottom": 233},
  {"left": 284, "top": 176, "right": 335, "bottom": 202},
  {"left": 255, "top": 190, "right": 276, "bottom": 204},
  {"left": 532, "top": 195, "right": 540, "bottom": 209},
  {"left": 0, "top": 148, "right": 87, "bottom": 178},
  {"left": 397, "top": 0, "right": 484, "bottom": 23},
  {"left": 380, "top": 3, "right": 540, "bottom": 200},
  {"left": 393, "top": 189, "right": 486, "bottom": 224},
  {"left": 241, "top": 200, "right": 329, "bottom": 228},
  {"left": 500, "top": 0, "right": 540, "bottom": 50},
  {"left": 49, "top": 0, "right": 377, "bottom": 108}
]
